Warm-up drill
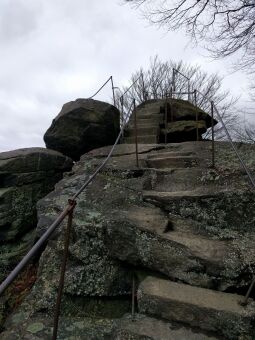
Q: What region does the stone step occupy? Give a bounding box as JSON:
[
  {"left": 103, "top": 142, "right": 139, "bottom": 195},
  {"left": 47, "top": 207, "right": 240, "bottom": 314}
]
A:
[
  {"left": 1, "top": 315, "right": 115, "bottom": 339},
  {"left": 145, "top": 168, "right": 211, "bottom": 192},
  {"left": 125, "top": 126, "right": 159, "bottom": 137},
  {"left": 146, "top": 155, "right": 198, "bottom": 168},
  {"left": 105, "top": 206, "right": 238, "bottom": 289},
  {"left": 138, "top": 276, "right": 255, "bottom": 339},
  {"left": 114, "top": 314, "right": 219, "bottom": 340},
  {"left": 129, "top": 113, "right": 163, "bottom": 121},
  {"left": 147, "top": 151, "right": 194, "bottom": 159},
  {"left": 143, "top": 190, "right": 220, "bottom": 204},
  {"left": 124, "top": 135, "right": 158, "bottom": 144},
  {"left": 137, "top": 108, "right": 160, "bottom": 115},
  {"left": 127, "top": 124, "right": 160, "bottom": 132}
]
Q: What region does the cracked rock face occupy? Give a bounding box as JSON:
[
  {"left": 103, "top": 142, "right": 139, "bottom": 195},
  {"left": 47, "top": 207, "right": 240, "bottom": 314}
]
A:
[
  {"left": 1, "top": 141, "right": 255, "bottom": 339},
  {"left": 0, "top": 148, "right": 73, "bottom": 281}
]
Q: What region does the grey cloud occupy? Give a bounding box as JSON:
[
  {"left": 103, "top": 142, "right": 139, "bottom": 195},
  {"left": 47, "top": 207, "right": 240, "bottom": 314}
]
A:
[
  {"left": 0, "top": 0, "right": 253, "bottom": 152},
  {"left": 0, "top": 0, "right": 40, "bottom": 43}
]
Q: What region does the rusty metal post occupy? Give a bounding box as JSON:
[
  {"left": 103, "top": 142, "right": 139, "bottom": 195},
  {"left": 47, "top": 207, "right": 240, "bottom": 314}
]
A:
[
  {"left": 52, "top": 200, "right": 76, "bottom": 340},
  {"left": 164, "top": 100, "right": 168, "bottom": 144},
  {"left": 172, "top": 69, "right": 176, "bottom": 94},
  {"left": 120, "top": 97, "right": 124, "bottom": 142},
  {"left": 141, "top": 72, "right": 145, "bottom": 101},
  {"left": 133, "top": 99, "right": 139, "bottom": 167},
  {"left": 211, "top": 101, "right": 215, "bottom": 168},
  {"left": 194, "top": 90, "right": 199, "bottom": 141},
  {"left": 131, "top": 272, "right": 136, "bottom": 321},
  {"left": 110, "top": 76, "right": 116, "bottom": 107},
  {"left": 188, "top": 79, "right": 191, "bottom": 102},
  {"left": 242, "top": 276, "right": 255, "bottom": 306}
]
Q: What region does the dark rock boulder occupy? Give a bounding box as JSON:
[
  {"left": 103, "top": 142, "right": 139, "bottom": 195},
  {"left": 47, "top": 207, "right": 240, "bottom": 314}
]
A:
[
  {"left": 44, "top": 98, "right": 120, "bottom": 160},
  {"left": 0, "top": 148, "right": 73, "bottom": 280}
]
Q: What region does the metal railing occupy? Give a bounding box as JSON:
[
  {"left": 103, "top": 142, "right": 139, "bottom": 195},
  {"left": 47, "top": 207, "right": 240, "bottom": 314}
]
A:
[
  {"left": 1, "top": 70, "right": 254, "bottom": 340},
  {"left": 0, "top": 80, "right": 133, "bottom": 340},
  {"left": 89, "top": 75, "right": 116, "bottom": 106}
]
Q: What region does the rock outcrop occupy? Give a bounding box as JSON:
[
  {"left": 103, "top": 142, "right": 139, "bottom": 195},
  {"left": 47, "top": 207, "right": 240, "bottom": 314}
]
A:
[
  {"left": 0, "top": 148, "right": 73, "bottom": 281},
  {"left": 44, "top": 99, "right": 120, "bottom": 160},
  {"left": 124, "top": 98, "right": 217, "bottom": 143},
  {"left": 1, "top": 141, "right": 255, "bottom": 339}
]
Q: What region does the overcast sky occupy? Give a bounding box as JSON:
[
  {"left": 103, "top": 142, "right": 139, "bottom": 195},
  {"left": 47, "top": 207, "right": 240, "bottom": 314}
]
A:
[{"left": 0, "top": 0, "right": 254, "bottom": 152}]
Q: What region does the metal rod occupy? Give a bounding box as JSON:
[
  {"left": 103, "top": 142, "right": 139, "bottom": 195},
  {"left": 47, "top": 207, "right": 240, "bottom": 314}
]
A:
[
  {"left": 188, "top": 80, "right": 191, "bottom": 102},
  {"left": 211, "top": 101, "right": 215, "bottom": 168},
  {"left": 0, "top": 103, "right": 135, "bottom": 296},
  {"left": 164, "top": 100, "right": 167, "bottom": 144},
  {"left": 119, "top": 73, "right": 143, "bottom": 104},
  {"left": 141, "top": 73, "right": 145, "bottom": 101},
  {"left": 52, "top": 201, "right": 75, "bottom": 340},
  {"left": 243, "top": 277, "right": 255, "bottom": 305},
  {"left": 0, "top": 205, "right": 72, "bottom": 296},
  {"left": 214, "top": 105, "right": 255, "bottom": 189},
  {"left": 110, "top": 76, "right": 116, "bottom": 107},
  {"left": 194, "top": 90, "right": 199, "bottom": 141},
  {"left": 89, "top": 76, "right": 112, "bottom": 99},
  {"left": 172, "top": 69, "right": 176, "bottom": 93},
  {"left": 131, "top": 272, "right": 135, "bottom": 321},
  {"left": 133, "top": 99, "right": 139, "bottom": 167}
]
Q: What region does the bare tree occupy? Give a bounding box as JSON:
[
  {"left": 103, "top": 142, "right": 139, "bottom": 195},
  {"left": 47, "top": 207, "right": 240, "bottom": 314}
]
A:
[
  {"left": 116, "top": 56, "right": 239, "bottom": 139},
  {"left": 125, "top": 0, "right": 255, "bottom": 73}
]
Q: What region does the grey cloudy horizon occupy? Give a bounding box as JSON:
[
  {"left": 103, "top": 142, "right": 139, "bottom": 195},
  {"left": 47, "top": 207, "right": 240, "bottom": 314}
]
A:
[{"left": 0, "top": 0, "right": 254, "bottom": 152}]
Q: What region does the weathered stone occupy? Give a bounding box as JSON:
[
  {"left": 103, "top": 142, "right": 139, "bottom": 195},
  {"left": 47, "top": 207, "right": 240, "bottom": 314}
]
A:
[
  {"left": 1, "top": 141, "right": 255, "bottom": 339},
  {"left": 113, "top": 314, "right": 219, "bottom": 339},
  {"left": 136, "top": 99, "right": 217, "bottom": 127},
  {"left": 44, "top": 98, "right": 120, "bottom": 160},
  {"left": 160, "top": 120, "right": 207, "bottom": 142},
  {"left": 0, "top": 148, "right": 73, "bottom": 281},
  {"left": 138, "top": 276, "right": 255, "bottom": 339},
  {"left": 124, "top": 99, "right": 217, "bottom": 144},
  {"left": 1, "top": 315, "right": 115, "bottom": 340}
]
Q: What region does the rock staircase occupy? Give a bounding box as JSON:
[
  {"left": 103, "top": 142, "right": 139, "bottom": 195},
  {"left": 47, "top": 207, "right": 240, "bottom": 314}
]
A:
[
  {"left": 123, "top": 101, "right": 164, "bottom": 144},
  {"left": 107, "top": 143, "right": 255, "bottom": 339},
  {"left": 1, "top": 142, "right": 254, "bottom": 340}
]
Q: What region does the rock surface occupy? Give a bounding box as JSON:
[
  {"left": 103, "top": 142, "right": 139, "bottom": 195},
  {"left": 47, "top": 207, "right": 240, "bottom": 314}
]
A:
[
  {"left": 0, "top": 148, "right": 73, "bottom": 280},
  {"left": 1, "top": 141, "right": 255, "bottom": 339},
  {"left": 113, "top": 314, "right": 219, "bottom": 339},
  {"left": 44, "top": 98, "right": 120, "bottom": 160},
  {"left": 138, "top": 276, "right": 255, "bottom": 338},
  {"left": 124, "top": 99, "right": 217, "bottom": 144}
]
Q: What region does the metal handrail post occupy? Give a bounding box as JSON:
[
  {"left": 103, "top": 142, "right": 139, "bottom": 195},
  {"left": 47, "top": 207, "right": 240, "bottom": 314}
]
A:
[
  {"left": 211, "top": 101, "right": 215, "bottom": 168},
  {"left": 110, "top": 76, "right": 116, "bottom": 107},
  {"left": 194, "top": 90, "right": 199, "bottom": 141},
  {"left": 242, "top": 277, "right": 255, "bottom": 305},
  {"left": 188, "top": 80, "right": 191, "bottom": 102},
  {"left": 131, "top": 272, "right": 136, "bottom": 321},
  {"left": 52, "top": 200, "right": 76, "bottom": 340},
  {"left": 120, "top": 97, "right": 124, "bottom": 140},
  {"left": 172, "top": 69, "right": 176, "bottom": 94},
  {"left": 164, "top": 98, "right": 168, "bottom": 144},
  {"left": 133, "top": 99, "right": 139, "bottom": 167}
]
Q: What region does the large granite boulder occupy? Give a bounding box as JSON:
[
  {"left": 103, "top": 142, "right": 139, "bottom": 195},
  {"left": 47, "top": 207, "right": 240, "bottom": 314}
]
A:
[
  {"left": 44, "top": 98, "right": 120, "bottom": 160},
  {"left": 0, "top": 148, "right": 73, "bottom": 280}
]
